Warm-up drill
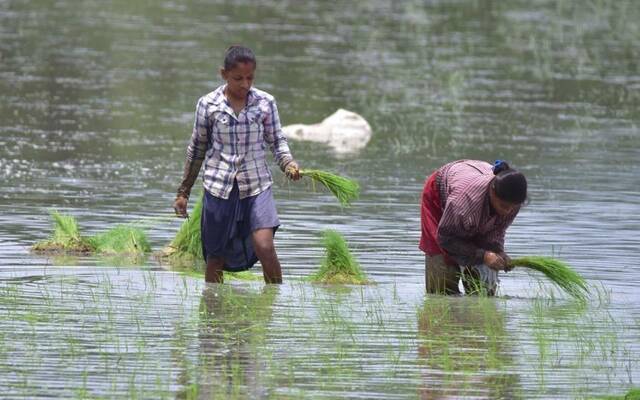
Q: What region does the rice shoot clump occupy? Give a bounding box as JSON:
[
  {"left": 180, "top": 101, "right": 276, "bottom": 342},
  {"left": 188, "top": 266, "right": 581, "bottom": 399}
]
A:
[
  {"left": 32, "top": 211, "right": 95, "bottom": 253},
  {"left": 511, "top": 256, "right": 589, "bottom": 301},
  {"left": 89, "top": 225, "right": 151, "bottom": 255},
  {"left": 300, "top": 169, "right": 360, "bottom": 207},
  {"left": 33, "top": 211, "right": 151, "bottom": 257},
  {"left": 309, "top": 229, "right": 370, "bottom": 285},
  {"left": 160, "top": 195, "right": 203, "bottom": 266}
]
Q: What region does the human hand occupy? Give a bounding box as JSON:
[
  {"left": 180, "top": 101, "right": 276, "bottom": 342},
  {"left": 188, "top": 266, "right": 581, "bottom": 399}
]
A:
[
  {"left": 285, "top": 160, "right": 301, "bottom": 181},
  {"left": 483, "top": 251, "right": 508, "bottom": 271},
  {"left": 173, "top": 195, "right": 189, "bottom": 218},
  {"left": 499, "top": 252, "right": 514, "bottom": 272}
]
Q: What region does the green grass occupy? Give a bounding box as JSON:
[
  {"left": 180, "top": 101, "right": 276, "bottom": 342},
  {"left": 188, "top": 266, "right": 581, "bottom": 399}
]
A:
[
  {"left": 309, "top": 230, "right": 370, "bottom": 285},
  {"left": 511, "top": 256, "right": 589, "bottom": 301},
  {"left": 300, "top": 169, "right": 360, "bottom": 207}
]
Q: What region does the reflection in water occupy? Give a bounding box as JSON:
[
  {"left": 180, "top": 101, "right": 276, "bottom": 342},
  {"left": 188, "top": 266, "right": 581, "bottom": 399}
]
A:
[
  {"left": 417, "top": 296, "right": 519, "bottom": 399},
  {"left": 175, "top": 284, "right": 278, "bottom": 399}
]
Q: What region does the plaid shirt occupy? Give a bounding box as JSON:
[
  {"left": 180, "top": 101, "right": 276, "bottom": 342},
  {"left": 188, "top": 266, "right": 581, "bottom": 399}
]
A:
[
  {"left": 436, "top": 160, "right": 520, "bottom": 266},
  {"left": 177, "top": 85, "right": 293, "bottom": 200}
]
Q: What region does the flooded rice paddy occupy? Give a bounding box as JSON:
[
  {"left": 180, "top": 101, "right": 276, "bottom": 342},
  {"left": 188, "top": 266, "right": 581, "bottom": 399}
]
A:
[{"left": 1, "top": 0, "right": 639, "bottom": 398}]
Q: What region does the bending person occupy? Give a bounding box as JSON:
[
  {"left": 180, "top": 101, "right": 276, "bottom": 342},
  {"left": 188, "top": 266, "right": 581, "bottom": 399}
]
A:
[
  {"left": 173, "top": 45, "right": 300, "bottom": 284},
  {"left": 420, "top": 159, "right": 527, "bottom": 295}
]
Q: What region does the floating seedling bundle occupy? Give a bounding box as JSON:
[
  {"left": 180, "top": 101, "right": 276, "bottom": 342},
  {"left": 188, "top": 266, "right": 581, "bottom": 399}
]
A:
[
  {"left": 32, "top": 211, "right": 94, "bottom": 253},
  {"left": 90, "top": 225, "right": 151, "bottom": 255},
  {"left": 511, "top": 256, "right": 589, "bottom": 301},
  {"left": 309, "top": 229, "right": 370, "bottom": 285},
  {"left": 33, "top": 211, "right": 150, "bottom": 256},
  {"left": 299, "top": 169, "right": 360, "bottom": 207}
]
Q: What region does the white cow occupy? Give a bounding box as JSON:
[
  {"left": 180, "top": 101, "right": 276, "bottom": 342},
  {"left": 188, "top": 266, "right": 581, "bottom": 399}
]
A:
[{"left": 282, "top": 109, "right": 372, "bottom": 154}]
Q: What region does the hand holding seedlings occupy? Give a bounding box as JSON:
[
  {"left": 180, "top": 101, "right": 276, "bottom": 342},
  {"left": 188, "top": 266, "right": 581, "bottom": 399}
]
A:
[
  {"left": 498, "top": 252, "right": 513, "bottom": 271},
  {"left": 173, "top": 195, "right": 189, "bottom": 219},
  {"left": 285, "top": 160, "right": 301, "bottom": 181},
  {"left": 483, "top": 251, "right": 509, "bottom": 271}
]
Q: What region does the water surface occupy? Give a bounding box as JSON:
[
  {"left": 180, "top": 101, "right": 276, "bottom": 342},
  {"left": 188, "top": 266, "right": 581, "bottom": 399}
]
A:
[{"left": 1, "top": 0, "right": 639, "bottom": 398}]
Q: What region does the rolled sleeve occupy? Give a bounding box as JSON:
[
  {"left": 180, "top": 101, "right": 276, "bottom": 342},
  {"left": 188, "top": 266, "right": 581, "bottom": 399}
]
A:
[
  {"left": 263, "top": 100, "right": 292, "bottom": 171},
  {"left": 177, "top": 98, "right": 210, "bottom": 198}
]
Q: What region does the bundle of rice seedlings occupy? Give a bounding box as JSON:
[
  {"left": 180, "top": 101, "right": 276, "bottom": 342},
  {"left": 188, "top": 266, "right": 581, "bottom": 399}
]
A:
[
  {"left": 159, "top": 196, "right": 203, "bottom": 266},
  {"left": 309, "top": 229, "right": 370, "bottom": 285},
  {"left": 89, "top": 225, "right": 151, "bottom": 255},
  {"left": 32, "top": 211, "right": 95, "bottom": 253},
  {"left": 511, "top": 256, "right": 589, "bottom": 301},
  {"left": 33, "top": 211, "right": 152, "bottom": 258},
  {"left": 299, "top": 169, "right": 360, "bottom": 207}
]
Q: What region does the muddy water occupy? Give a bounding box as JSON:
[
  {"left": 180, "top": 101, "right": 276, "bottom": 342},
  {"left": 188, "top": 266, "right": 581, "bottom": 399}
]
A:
[{"left": 1, "top": 0, "right": 639, "bottom": 398}]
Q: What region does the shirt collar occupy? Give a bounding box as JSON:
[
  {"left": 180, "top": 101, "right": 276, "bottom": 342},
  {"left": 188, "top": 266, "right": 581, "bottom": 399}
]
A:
[{"left": 211, "top": 85, "right": 258, "bottom": 111}]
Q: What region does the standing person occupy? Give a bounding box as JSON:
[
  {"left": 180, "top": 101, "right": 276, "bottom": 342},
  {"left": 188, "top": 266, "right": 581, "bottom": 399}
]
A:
[
  {"left": 173, "top": 45, "right": 301, "bottom": 284},
  {"left": 419, "top": 159, "right": 527, "bottom": 296}
]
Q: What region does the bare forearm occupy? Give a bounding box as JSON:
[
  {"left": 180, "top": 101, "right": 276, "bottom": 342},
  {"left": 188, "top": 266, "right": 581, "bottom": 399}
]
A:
[{"left": 176, "top": 157, "right": 203, "bottom": 199}]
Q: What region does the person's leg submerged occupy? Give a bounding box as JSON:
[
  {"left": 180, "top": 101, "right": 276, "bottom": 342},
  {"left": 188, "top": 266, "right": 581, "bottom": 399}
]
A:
[
  {"left": 205, "top": 256, "right": 225, "bottom": 283},
  {"left": 425, "top": 254, "right": 461, "bottom": 295},
  {"left": 461, "top": 264, "right": 498, "bottom": 296},
  {"left": 252, "top": 228, "right": 282, "bottom": 284}
]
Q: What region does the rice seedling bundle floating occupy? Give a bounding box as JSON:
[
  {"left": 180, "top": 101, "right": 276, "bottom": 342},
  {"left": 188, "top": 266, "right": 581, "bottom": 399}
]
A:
[
  {"left": 309, "top": 229, "right": 370, "bottom": 285},
  {"left": 33, "top": 211, "right": 151, "bottom": 256},
  {"left": 89, "top": 225, "right": 151, "bottom": 254},
  {"left": 32, "top": 211, "right": 95, "bottom": 253},
  {"left": 510, "top": 256, "right": 589, "bottom": 301},
  {"left": 299, "top": 169, "right": 360, "bottom": 207}
]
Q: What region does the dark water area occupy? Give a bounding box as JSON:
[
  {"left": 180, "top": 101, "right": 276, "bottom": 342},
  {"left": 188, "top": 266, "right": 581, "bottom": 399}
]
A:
[{"left": 1, "top": 0, "right": 639, "bottom": 398}]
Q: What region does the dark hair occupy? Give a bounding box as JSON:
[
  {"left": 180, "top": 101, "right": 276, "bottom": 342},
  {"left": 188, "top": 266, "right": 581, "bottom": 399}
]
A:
[
  {"left": 223, "top": 45, "right": 256, "bottom": 71},
  {"left": 492, "top": 160, "right": 527, "bottom": 204}
]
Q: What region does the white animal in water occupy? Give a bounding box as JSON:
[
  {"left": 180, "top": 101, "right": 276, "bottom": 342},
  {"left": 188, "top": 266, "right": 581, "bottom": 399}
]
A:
[{"left": 282, "top": 109, "right": 372, "bottom": 154}]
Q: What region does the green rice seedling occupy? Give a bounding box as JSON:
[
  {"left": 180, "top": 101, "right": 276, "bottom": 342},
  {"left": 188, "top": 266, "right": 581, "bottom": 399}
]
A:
[
  {"left": 299, "top": 169, "right": 360, "bottom": 207},
  {"left": 626, "top": 387, "right": 640, "bottom": 399},
  {"left": 33, "top": 211, "right": 152, "bottom": 259},
  {"left": 89, "top": 225, "right": 151, "bottom": 255},
  {"left": 511, "top": 256, "right": 589, "bottom": 301},
  {"left": 309, "top": 230, "right": 370, "bottom": 285},
  {"left": 32, "top": 211, "right": 95, "bottom": 253},
  {"left": 160, "top": 195, "right": 204, "bottom": 267},
  {"left": 595, "top": 387, "right": 640, "bottom": 400}
]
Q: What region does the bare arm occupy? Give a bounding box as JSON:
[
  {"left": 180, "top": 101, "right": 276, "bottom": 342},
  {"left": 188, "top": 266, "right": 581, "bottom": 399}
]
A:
[{"left": 174, "top": 98, "right": 209, "bottom": 216}]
